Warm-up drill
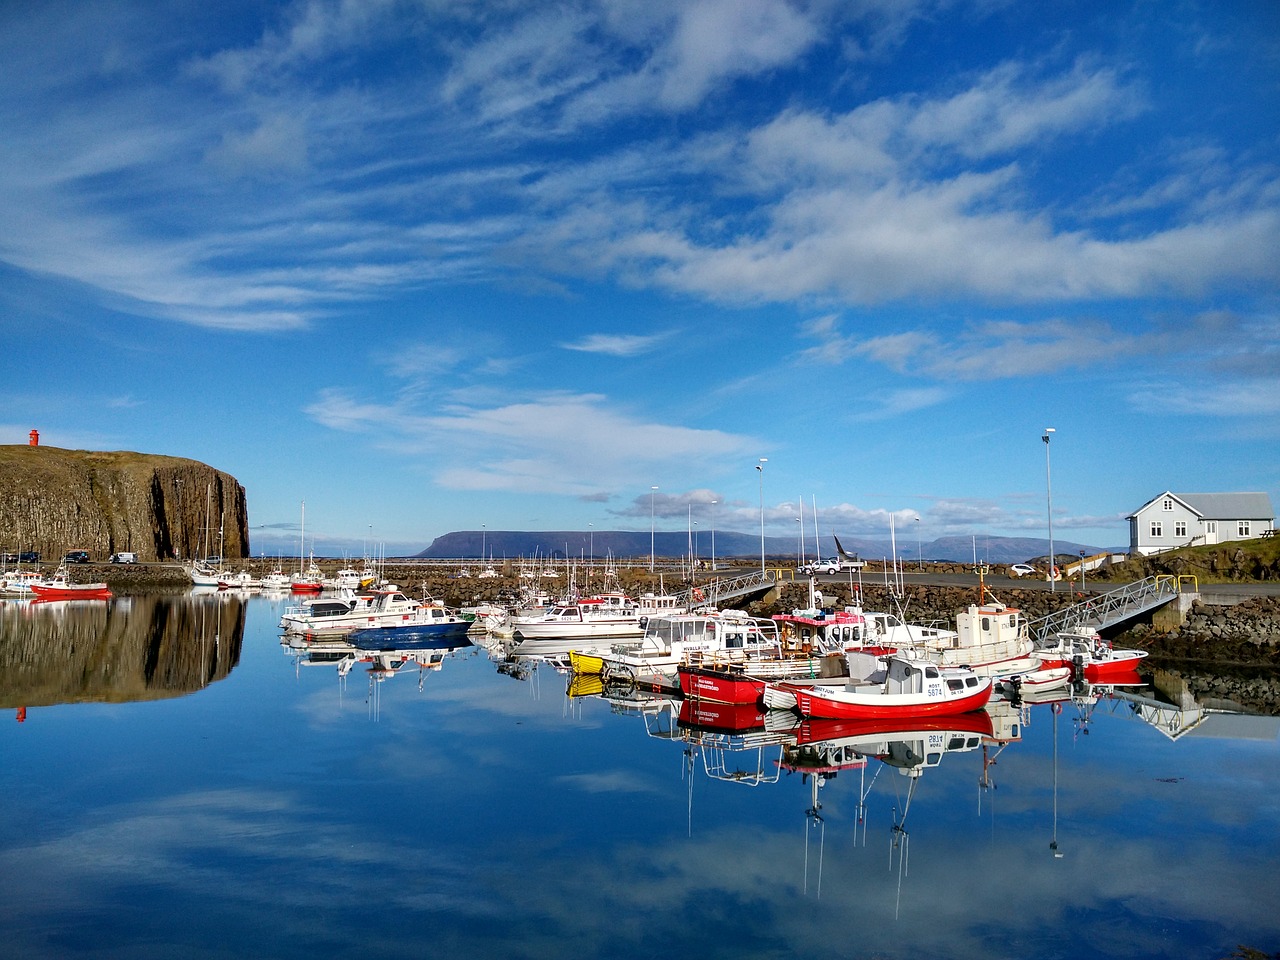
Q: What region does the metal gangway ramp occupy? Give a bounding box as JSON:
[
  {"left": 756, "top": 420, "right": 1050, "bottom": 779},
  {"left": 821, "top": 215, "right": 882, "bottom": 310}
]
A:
[
  {"left": 676, "top": 570, "right": 775, "bottom": 611},
  {"left": 1028, "top": 575, "right": 1187, "bottom": 644}
]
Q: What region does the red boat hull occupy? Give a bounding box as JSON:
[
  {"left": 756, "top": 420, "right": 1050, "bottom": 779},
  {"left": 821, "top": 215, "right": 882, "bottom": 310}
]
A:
[
  {"left": 794, "top": 710, "right": 995, "bottom": 746},
  {"left": 31, "top": 584, "right": 112, "bottom": 600},
  {"left": 291, "top": 582, "right": 323, "bottom": 594},
  {"left": 678, "top": 665, "right": 766, "bottom": 705},
  {"left": 678, "top": 698, "right": 766, "bottom": 732},
  {"left": 787, "top": 681, "right": 992, "bottom": 720},
  {"left": 1083, "top": 653, "right": 1148, "bottom": 682}
]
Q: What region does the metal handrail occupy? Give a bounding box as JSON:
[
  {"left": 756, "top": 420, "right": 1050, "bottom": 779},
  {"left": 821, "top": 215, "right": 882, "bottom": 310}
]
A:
[
  {"left": 1029, "top": 575, "right": 1181, "bottom": 643},
  {"left": 674, "top": 569, "right": 776, "bottom": 610}
]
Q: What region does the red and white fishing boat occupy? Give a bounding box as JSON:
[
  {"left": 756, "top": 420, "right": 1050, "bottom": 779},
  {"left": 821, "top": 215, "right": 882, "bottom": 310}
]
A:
[
  {"left": 766, "top": 651, "right": 992, "bottom": 720},
  {"left": 30, "top": 567, "right": 111, "bottom": 600},
  {"left": 1037, "top": 625, "right": 1150, "bottom": 682}
]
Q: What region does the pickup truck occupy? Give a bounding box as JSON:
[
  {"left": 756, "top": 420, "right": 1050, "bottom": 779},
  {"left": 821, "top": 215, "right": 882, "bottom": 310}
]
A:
[{"left": 807, "top": 556, "right": 866, "bottom": 575}]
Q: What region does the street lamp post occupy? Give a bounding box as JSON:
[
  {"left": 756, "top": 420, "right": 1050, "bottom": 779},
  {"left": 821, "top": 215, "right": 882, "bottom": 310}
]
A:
[
  {"left": 481, "top": 524, "right": 486, "bottom": 564},
  {"left": 795, "top": 517, "right": 802, "bottom": 568},
  {"left": 588, "top": 523, "right": 593, "bottom": 580},
  {"left": 915, "top": 516, "right": 921, "bottom": 570},
  {"left": 756, "top": 458, "right": 768, "bottom": 573},
  {"left": 709, "top": 500, "right": 717, "bottom": 572},
  {"left": 687, "top": 502, "right": 693, "bottom": 576},
  {"left": 1043, "top": 427, "right": 1056, "bottom": 593},
  {"left": 650, "top": 486, "right": 658, "bottom": 573}
]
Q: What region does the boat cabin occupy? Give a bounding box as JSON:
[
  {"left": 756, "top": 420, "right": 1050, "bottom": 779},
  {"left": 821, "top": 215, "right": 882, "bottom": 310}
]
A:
[{"left": 953, "top": 602, "right": 1026, "bottom": 649}]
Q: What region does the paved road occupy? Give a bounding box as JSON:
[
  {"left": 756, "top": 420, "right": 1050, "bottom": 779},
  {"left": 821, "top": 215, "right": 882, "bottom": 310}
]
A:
[{"left": 794, "top": 568, "right": 1280, "bottom": 598}]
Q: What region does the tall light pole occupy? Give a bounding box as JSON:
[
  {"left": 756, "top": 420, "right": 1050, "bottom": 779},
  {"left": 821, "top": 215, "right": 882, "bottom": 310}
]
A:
[
  {"left": 915, "top": 516, "right": 921, "bottom": 570},
  {"left": 757, "top": 458, "right": 768, "bottom": 573},
  {"left": 588, "top": 523, "right": 593, "bottom": 580},
  {"left": 795, "top": 516, "right": 802, "bottom": 568},
  {"left": 1043, "top": 427, "right": 1056, "bottom": 593},
  {"left": 687, "top": 502, "right": 693, "bottom": 576},
  {"left": 709, "top": 500, "right": 718, "bottom": 572},
  {"left": 650, "top": 486, "right": 658, "bottom": 572}
]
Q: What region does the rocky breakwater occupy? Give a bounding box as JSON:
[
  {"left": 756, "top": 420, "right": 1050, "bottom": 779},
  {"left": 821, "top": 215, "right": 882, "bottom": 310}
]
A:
[
  {"left": 1120, "top": 596, "right": 1280, "bottom": 714},
  {"left": 0, "top": 444, "right": 248, "bottom": 562}
]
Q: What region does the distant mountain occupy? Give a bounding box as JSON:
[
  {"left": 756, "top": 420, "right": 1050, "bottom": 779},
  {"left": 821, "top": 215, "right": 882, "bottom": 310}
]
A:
[{"left": 415, "top": 530, "right": 1119, "bottom": 564}]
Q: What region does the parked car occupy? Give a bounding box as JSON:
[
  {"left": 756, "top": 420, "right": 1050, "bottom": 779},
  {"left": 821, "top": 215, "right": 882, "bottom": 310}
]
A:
[
  {"left": 62, "top": 550, "right": 91, "bottom": 564},
  {"left": 808, "top": 556, "right": 867, "bottom": 575},
  {"left": 109, "top": 552, "right": 138, "bottom": 564},
  {"left": 2, "top": 551, "right": 39, "bottom": 563},
  {"left": 1009, "top": 563, "right": 1038, "bottom": 577}
]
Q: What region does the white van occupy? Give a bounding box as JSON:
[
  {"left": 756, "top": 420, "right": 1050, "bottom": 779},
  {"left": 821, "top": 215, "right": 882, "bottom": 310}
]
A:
[{"left": 109, "top": 552, "right": 138, "bottom": 564}]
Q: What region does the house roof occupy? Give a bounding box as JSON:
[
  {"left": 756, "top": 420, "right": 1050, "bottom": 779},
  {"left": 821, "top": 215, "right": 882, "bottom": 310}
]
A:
[
  {"left": 1128, "top": 491, "right": 1275, "bottom": 520},
  {"left": 1178, "top": 492, "right": 1274, "bottom": 520}
]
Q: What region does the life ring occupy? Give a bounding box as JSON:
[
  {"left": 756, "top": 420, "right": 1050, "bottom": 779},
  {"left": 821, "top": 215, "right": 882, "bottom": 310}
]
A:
[
  {"left": 1051, "top": 565, "right": 1060, "bottom": 579},
  {"left": 692, "top": 588, "right": 705, "bottom": 603}
]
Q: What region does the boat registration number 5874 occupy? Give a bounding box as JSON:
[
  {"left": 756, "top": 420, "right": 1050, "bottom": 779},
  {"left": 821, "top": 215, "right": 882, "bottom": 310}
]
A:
[{"left": 928, "top": 683, "right": 943, "bottom": 697}]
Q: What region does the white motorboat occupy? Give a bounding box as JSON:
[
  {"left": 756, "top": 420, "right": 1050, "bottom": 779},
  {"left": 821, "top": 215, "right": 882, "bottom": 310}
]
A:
[
  {"left": 575, "top": 610, "right": 784, "bottom": 682},
  {"left": 280, "top": 588, "right": 421, "bottom": 635},
  {"left": 510, "top": 592, "right": 643, "bottom": 645}
]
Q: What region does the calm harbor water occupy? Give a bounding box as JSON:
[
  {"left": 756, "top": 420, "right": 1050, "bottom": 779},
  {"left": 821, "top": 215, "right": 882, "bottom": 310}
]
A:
[{"left": 2, "top": 592, "right": 1278, "bottom": 960}]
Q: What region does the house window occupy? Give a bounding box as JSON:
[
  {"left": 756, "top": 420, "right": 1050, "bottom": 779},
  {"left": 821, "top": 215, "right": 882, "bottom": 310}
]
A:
[
  {"left": 1162, "top": 498, "right": 1174, "bottom": 511},
  {"left": 1207, "top": 521, "right": 1217, "bottom": 534},
  {"left": 1175, "top": 521, "right": 1187, "bottom": 537},
  {"left": 1239, "top": 521, "right": 1251, "bottom": 537},
  {"left": 1150, "top": 521, "right": 1163, "bottom": 538}
]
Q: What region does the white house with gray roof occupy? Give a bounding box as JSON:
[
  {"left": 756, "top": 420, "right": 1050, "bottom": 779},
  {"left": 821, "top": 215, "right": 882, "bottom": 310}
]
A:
[{"left": 1127, "top": 492, "right": 1275, "bottom": 556}]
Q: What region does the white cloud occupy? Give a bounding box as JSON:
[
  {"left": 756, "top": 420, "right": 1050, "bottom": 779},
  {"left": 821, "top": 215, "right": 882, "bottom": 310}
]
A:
[
  {"left": 305, "top": 388, "right": 759, "bottom": 494},
  {"left": 560, "top": 332, "right": 671, "bottom": 356}
]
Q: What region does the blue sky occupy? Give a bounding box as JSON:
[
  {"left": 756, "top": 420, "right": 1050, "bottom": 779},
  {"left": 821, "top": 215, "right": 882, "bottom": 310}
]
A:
[{"left": 2, "top": 0, "right": 1278, "bottom": 557}]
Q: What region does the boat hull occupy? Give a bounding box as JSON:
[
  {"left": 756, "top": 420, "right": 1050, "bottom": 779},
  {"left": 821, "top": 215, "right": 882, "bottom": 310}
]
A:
[
  {"left": 31, "top": 583, "right": 111, "bottom": 600},
  {"left": 678, "top": 698, "right": 765, "bottom": 732},
  {"left": 783, "top": 679, "right": 993, "bottom": 720},
  {"left": 568, "top": 650, "right": 606, "bottom": 674},
  {"left": 1082, "top": 650, "right": 1149, "bottom": 682},
  {"left": 348, "top": 622, "right": 472, "bottom": 649},
  {"left": 794, "top": 710, "right": 995, "bottom": 745},
  {"left": 678, "top": 664, "right": 766, "bottom": 706}
]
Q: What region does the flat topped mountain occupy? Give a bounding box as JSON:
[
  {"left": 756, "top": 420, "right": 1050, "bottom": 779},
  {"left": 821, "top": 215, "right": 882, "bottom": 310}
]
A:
[{"left": 0, "top": 444, "right": 248, "bottom": 562}]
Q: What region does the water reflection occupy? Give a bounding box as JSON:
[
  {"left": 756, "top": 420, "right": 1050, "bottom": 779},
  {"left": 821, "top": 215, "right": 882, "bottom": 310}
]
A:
[
  {"left": 280, "top": 631, "right": 476, "bottom": 719},
  {"left": 3, "top": 596, "right": 1279, "bottom": 959},
  {"left": 0, "top": 593, "right": 244, "bottom": 713}
]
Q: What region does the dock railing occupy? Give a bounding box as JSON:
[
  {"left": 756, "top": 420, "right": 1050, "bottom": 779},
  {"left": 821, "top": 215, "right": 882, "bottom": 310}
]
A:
[
  {"left": 1028, "top": 574, "right": 1185, "bottom": 643},
  {"left": 677, "top": 569, "right": 776, "bottom": 610}
]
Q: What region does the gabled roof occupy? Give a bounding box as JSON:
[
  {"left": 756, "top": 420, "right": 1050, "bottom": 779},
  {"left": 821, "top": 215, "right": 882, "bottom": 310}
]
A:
[
  {"left": 1128, "top": 491, "right": 1274, "bottom": 521},
  {"left": 1178, "top": 492, "right": 1274, "bottom": 520}
]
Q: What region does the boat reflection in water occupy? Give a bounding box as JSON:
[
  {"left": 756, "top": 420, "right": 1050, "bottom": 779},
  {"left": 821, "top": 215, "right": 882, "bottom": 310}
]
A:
[
  {"left": 281, "top": 631, "right": 475, "bottom": 718},
  {"left": 0, "top": 592, "right": 244, "bottom": 718}
]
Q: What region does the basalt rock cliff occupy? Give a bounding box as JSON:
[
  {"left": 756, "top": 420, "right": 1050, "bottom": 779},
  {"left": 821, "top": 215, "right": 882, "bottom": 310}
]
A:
[{"left": 0, "top": 444, "right": 248, "bottom": 562}]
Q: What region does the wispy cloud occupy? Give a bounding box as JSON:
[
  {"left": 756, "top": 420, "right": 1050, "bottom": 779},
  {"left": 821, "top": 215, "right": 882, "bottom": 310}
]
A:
[
  {"left": 305, "top": 388, "right": 758, "bottom": 495},
  {"left": 1, "top": 2, "right": 1276, "bottom": 340},
  {"left": 560, "top": 332, "right": 671, "bottom": 356}
]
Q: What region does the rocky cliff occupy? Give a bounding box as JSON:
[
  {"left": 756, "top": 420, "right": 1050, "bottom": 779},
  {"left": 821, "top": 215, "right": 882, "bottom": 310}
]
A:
[{"left": 0, "top": 445, "right": 249, "bottom": 562}]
